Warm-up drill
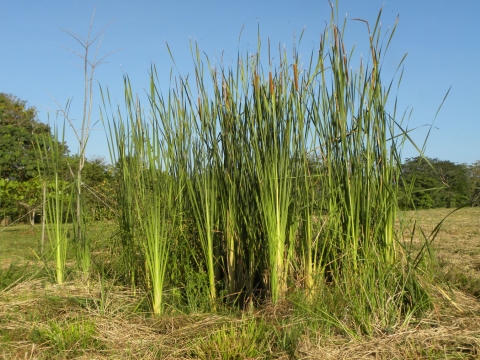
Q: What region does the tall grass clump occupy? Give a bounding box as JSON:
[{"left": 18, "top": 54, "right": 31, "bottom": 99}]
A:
[
  {"left": 37, "top": 124, "right": 72, "bottom": 285},
  {"left": 102, "top": 5, "right": 431, "bottom": 330},
  {"left": 102, "top": 76, "right": 182, "bottom": 315},
  {"left": 102, "top": 90, "right": 142, "bottom": 292}
]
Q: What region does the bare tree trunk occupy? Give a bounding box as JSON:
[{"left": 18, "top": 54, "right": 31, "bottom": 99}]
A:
[
  {"left": 31, "top": 209, "right": 35, "bottom": 229},
  {"left": 58, "top": 10, "right": 117, "bottom": 276},
  {"left": 18, "top": 201, "right": 35, "bottom": 229}
]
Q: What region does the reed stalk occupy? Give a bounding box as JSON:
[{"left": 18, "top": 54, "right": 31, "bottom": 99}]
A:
[
  {"left": 38, "top": 124, "right": 72, "bottom": 285},
  {"left": 101, "top": 4, "right": 430, "bottom": 323}
]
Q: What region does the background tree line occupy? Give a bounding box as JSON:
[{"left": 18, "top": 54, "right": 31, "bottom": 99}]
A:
[
  {"left": 398, "top": 157, "right": 480, "bottom": 209},
  {"left": 0, "top": 93, "right": 114, "bottom": 225}
]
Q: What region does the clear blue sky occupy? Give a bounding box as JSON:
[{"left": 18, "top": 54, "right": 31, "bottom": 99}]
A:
[{"left": 1, "top": 1, "right": 479, "bottom": 165}]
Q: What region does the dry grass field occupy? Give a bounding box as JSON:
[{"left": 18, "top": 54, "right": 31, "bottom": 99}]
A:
[
  {"left": 399, "top": 207, "right": 480, "bottom": 299},
  {"left": 0, "top": 208, "right": 479, "bottom": 359}
]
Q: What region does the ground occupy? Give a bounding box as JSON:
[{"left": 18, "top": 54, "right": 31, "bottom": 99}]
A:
[{"left": 0, "top": 208, "right": 479, "bottom": 359}]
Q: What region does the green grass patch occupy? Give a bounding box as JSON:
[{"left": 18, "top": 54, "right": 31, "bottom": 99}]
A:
[{"left": 30, "top": 317, "right": 105, "bottom": 357}]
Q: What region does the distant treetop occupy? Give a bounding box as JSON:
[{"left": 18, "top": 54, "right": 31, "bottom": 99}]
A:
[{"left": 0, "top": 93, "right": 54, "bottom": 181}]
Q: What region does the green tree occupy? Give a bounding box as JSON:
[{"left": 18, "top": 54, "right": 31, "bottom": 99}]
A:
[
  {"left": 434, "top": 160, "right": 471, "bottom": 207},
  {"left": 61, "top": 155, "right": 115, "bottom": 221},
  {"left": 399, "top": 156, "right": 472, "bottom": 209},
  {"left": 0, "top": 177, "right": 45, "bottom": 227},
  {"left": 0, "top": 93, "right": 68, "bottom": 222},
  {"left": 0, "top": 93, "right": 53, "bottom": 181},
  {"left": 469, "top": 160, "right": 480, "bottom": 206}
]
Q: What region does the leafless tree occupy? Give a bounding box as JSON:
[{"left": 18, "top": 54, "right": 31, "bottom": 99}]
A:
[{"left": 53, "top": 9, "right": 119, "bottom": 275}]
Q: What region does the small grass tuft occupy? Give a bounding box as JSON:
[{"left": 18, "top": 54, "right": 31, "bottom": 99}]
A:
[
  {"left": 30, "top": 318, "right": 104, "bottom": 357},
  {"left": 192, "top": 316, "right": 272, "bottom": 360}
]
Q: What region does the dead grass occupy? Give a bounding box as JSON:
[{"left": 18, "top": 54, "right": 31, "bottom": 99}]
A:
[
  {"left": 0, "top": 277, "right": 248, "bottom": 359},
  {"left": 0, "top": 208, "right": 479, "bottom": 359},
  {"left": 1, "top": 277, "right": 479, "bottom": 359},
  {"left": 399, "top": 207, "right": 480, "bottom": 298}
]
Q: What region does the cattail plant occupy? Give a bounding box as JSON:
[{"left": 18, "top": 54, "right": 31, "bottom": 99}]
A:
[
  {"left": 101, "top": 4, "right": 431, "bottom": 325},
  {"left": 102, "top": 80, "right": 143, "bottom": 293},
  {"left": 38, "top": 124, "right": 72, "bottom": 285}
]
